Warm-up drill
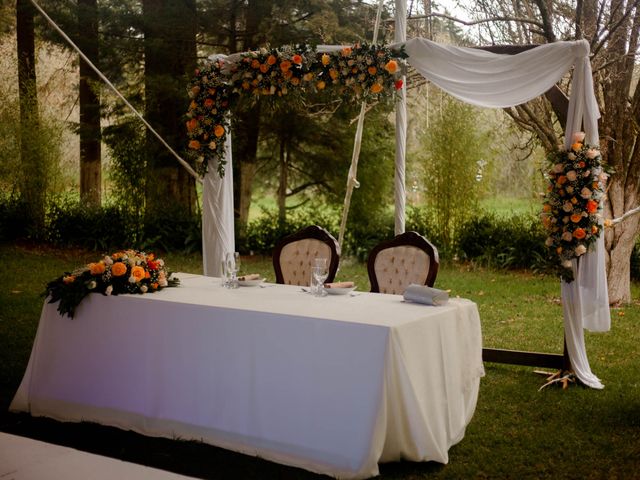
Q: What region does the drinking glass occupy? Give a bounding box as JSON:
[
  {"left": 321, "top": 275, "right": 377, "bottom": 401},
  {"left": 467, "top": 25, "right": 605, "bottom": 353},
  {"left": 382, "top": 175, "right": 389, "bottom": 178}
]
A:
[
  {"left": 311, "top": 258, "right": 328, "bottom": 295},
  {"left": 312, "top": 263, "right": 329, "bottom": 297},
  {"left": 225, "top": 252, "right": 240, "bottom": 289}
]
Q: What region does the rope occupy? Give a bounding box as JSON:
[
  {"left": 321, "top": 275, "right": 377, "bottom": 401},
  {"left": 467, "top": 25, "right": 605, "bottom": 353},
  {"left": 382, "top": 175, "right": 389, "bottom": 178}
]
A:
[
  {"left": 606, "top": 204, "right": 640, "bottom": 227},
  {"left": 29, "top": 0, "right": 201, "bottom": 182},
  {"left": 337, "top": 0, "right": 384, "bottom": 250}
]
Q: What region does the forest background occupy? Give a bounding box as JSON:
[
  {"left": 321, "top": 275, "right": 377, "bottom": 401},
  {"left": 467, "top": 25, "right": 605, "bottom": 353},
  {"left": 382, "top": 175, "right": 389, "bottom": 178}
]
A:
[{"left": 1, "top": 0, "right": 639, "bottom": 303}]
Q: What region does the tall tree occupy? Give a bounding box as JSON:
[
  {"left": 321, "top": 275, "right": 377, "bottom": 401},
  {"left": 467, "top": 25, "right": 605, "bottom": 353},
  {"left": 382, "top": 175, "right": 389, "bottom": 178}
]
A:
[
  {"left": 78, "top": 0, "right": 102, "bottom": 206},
  {"left": 16, "top": 0, "right": 45, "bottom": 231},
  {"left": 143, "top": 0, "right": 197, "bottom": 215}
]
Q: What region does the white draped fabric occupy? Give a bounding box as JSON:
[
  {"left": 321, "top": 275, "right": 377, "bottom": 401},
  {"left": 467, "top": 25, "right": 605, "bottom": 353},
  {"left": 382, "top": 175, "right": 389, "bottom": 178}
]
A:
[
  {"left": 401, "top": 37, "right": 610, "bottom": 388},
  {"left": 202, "top": 133, "right": 235, "bottom": 277},
  {"left": 394, "top": 0, "right": 407, "bottom": 236},
  {"left": 202, "top": 37, "right": 609, "bottom": 387}
]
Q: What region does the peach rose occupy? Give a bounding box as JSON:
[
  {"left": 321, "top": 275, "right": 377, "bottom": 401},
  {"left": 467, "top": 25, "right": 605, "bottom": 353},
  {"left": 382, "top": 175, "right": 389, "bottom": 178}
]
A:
[
  {"left": 316, "top": 80, "right": 326, "bottom": 90},
  {"left": 570, "top": 213, "right": 582, "bottom": 223},
  {"left": 63, "top": 275, "right": 76, "bottom": 284},
  {"left": 280, "top": 60, "right": 292, "bottom": 72},
  {"left": 572, "top": 132, "right": 586, "bottom": 143},
  {"left": 371, "top": 83, "right": 383, "bottom": 93},
  {"left": 368, "top": 66, "right": 377, "bottom": 75},
  {"left": 267, "top": 55, "right": 277, "bottom": 65},
  {"left": 321, "top": 53, "right": 330, "bottom": 66},
  {"left": 188, "top": 140, "right": 201, "bottom": 150},
  {"left": 292, "top": 54, "right": 302, "bottom": 65},
  {"left": 214, "top": 125, "right": 225, "bottom": 138}
]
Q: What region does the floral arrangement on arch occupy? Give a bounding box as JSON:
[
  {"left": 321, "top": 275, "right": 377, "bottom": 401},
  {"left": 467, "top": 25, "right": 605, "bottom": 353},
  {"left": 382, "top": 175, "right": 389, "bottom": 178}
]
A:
[
  {"left": 541, "top": 132, "right": 609, "bottom": 281},
  {"left": 186, "top": 43, "right": 407, "bottom": 177},
  {"left": 44, "top": 250, "right": 180, "bottom": 318}
]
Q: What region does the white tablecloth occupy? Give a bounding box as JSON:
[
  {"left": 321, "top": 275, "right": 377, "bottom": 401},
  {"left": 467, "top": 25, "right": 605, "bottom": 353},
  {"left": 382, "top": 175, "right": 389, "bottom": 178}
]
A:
[{"left": 10, "top": 274, "right": 484, "bottom": 479}]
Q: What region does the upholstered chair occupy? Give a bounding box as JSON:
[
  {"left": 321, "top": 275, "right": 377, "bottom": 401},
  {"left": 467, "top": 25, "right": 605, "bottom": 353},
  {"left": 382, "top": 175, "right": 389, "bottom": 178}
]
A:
[
  {"left": 367, "top": 231, "right": 439, "bottom": 294},
  {"left": 272, "top": 225, "right": 340, "bottom": 286}
]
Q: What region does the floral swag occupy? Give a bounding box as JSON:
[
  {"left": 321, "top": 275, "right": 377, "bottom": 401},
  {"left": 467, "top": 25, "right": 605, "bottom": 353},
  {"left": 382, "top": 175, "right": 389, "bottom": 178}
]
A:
[
  {"left": 186, "top": 43, "right": 407, "bottom": 177},
  {"left": 541, "top": 132, "right": 609, "bottom": 282},
  {"left": 44, "top": 250, "right": 180, "bottom": 318}
]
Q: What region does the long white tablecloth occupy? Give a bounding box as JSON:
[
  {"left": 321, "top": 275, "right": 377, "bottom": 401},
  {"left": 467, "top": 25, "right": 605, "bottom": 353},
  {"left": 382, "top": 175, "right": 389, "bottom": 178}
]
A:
[{"left": 10, "top": 274, "right": 484, "bottom": 479}]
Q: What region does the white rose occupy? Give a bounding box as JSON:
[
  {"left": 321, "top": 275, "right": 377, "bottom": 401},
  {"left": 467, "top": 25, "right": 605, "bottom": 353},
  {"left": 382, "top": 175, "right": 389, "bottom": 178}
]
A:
[
  {"left": 128, "top": 276, "right": 137, "bottom": 283},
  {"left": 562, "top": 231, "right": 573, "bottom": 242},
  {"left": 566, "top": 170, "right": 577, "bottom": 181},
  {"left": 567, "top": 152, "right": 576, "bottom": 161},
  {"left": 545, "top": 237, "right": 554, "bottom": 247},
  {"left": 104, "top": 256, "right": 113, "bottom": 265},
  {"left": 562, "top": 260, "right": 573, "bottom": 269},
  {"left": 581, "top": 187, "right": 592, "bottom": 199},
  {"left": 575, "top": 245, "right": 587, "bottom": 256},
  {"left": 159, "top": 279, "right": 168, "bottom": 287},
  {"left": 563, "top": 202, "right": 573, "bottom": 212},
  {"left": 87, "top": 281, "right": 97, "bottom": 290},
  {"left": 553, "top": 163, "right": 564, "bottom": 173},
  {"left": 586, "top": 148, "right": 599, "bottom": 159},
  {"left": 566, "top": 186, "right": 574, "bottom": 194},
  {"left": 583, "top": 170, "right": 591, "bottom": 177},
  {"left": 105, "top": 285, "right": 113, "bottom": 296},
  {"left": 140, "top": 285, "right": 148, "bottom": 293}
]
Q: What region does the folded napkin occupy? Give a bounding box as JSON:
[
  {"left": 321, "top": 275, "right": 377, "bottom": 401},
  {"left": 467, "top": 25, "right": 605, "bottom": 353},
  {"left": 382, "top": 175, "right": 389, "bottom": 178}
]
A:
[
  {"left": 238, "top": 273, "right": 261, "bottom": 281},
  {"left": 403, "top": 284, "right": 449, "bottom": 306},
  {"left": 324, "top": 281, "right": 355, "bottom": 289}
]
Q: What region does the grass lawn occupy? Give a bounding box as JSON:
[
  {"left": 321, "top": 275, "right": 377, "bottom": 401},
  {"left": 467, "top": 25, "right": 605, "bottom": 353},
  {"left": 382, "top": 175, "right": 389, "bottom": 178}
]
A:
[{"left": 1, "top": 243, "right": 639, "bottom": 479}]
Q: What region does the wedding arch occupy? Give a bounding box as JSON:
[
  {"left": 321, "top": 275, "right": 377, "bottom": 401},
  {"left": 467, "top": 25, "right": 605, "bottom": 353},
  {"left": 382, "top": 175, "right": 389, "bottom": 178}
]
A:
[{"left": 194, "top": 16, "right": 610, "bottom": 390}]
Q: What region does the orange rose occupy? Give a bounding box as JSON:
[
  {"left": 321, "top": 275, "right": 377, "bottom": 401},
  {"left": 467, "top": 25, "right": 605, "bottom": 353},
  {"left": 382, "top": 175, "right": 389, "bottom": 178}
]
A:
[
  {"left": 189, "top": 101, "right": 197, "bottom": 111},
  {"left": 573, "top": 228, "right": 586, "bottom": 239},
  {"left": 111, "top": 262, "right": 127, "bottom": 277},
  {"left": 63, "top": 275, "right": 76, "bottom": 284},
  {"left": 188, "top": 140, "right": 201, "bottom": 150},
  {"left": 329, "top": 69, "right": 338, "bottom": 80},
  {"left": 291, "top": 77, "right": 300, "bottom": 86},
  {"left": 368, "top": 66, "right": 377, "bottom": 75},
  {"left": 371, "top": 83, "right": 383, "bottom": 94},
  {"left": 259, "top": 63, "right": 269, "bottom": 73},
  {"left": 384, "top": 60, "right": 398, "bottom": 74},
  {"left": 251, "top": 59, "right": 260, "bottom": 69},
  {"left": 151, "top": 282, "right": 159, "bottom": 290},
  {"left": 267, "top": 55, "right": 277, "bottom": 65},
  {"left": 321, "top": 53, "right": 330, "bottom": 66},
  {"left": 89, "top": 262, "right": 106, "bottom": 275},
  {"left": 543, "top": 204, "right": 552, "bottom": 213},
  {"left": 341, "top": 47, "right": 352, "bottom": 57},
  {"left": 586, "top": 200, "right": 598, "bottom": 213},
  {"left": 292, "top": 54, "right": 302, "bottom": 65},
  {"left": 130, "top": 266, "right": 145, "bottom": 282},
  {"left": 557, "top": 175, "right": 567, "bottom": 185},
  {"left": 591, "top": 225, "right": 599, "bottom": 234},
  {"left": 186, "top": 118, "right": 198, "bottom": 132},
  {"left": 204, "top": 98, "right": 214, "bottom": 109},
  {"left": 303, "top": 72, "right": 314, "bottom": 81},
  {"left": 214, "top": 125, "right": 225, "bottom": 138},
  {"left": 570, "top": 213, "right": 582, "bottom": 223},
  {"left": 280, "top": 60, "right": 292, "bottom": 72},
  {"left": 571, "top": 142, "right": 583, "bottom": 152},
  {"left": 316, "top": 80, "right": 326, "bottom": 90},
  {"left": 283, "top": 70, "right": 293, "bottom": 79}
]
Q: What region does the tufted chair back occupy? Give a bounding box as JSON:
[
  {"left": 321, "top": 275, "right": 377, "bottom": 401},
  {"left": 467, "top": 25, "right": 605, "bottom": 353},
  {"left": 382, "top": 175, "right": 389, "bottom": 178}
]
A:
[
  {"left": 367, "top": 232, "right": 439, "bottom": 294},
  {"left": 273, "top": 226, "right": 340, "bottom": 286}
]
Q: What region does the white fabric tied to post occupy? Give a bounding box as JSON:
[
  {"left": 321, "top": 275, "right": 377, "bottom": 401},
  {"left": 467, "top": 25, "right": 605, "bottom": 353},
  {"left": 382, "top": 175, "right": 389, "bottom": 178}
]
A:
[{"left": 403, "top": 284, "right": 449, "bottom": 306}]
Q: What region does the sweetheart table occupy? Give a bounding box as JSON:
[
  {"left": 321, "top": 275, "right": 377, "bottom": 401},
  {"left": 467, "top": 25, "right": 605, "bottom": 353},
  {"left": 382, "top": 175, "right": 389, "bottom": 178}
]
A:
[{"left": 10, "top": 274, "right": 484, "bottom": 479}]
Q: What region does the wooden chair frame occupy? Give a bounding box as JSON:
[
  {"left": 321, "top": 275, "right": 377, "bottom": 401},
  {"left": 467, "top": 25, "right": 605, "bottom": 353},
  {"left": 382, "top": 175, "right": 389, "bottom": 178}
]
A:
[
  {"left": 272, "top": 225, "right": 340, "bottom": 285},
  {"left": 367, "top": 231, "right": 440, "bottom": 293}
]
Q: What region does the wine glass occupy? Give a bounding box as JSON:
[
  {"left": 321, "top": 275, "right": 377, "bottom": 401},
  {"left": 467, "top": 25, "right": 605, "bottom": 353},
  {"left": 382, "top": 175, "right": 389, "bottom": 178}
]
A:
[{"left": 312, "top": 262, "right": 329, "bottom": 297}]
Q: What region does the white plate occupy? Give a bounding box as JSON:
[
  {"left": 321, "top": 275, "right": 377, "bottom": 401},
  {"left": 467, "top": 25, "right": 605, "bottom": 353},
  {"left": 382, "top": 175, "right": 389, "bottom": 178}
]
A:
[
  {"left": 238, "top": 278, "right": 265, "bottom": 287},
  {"left": 324, "top": 286, "right": 357, "bottom": 295}
]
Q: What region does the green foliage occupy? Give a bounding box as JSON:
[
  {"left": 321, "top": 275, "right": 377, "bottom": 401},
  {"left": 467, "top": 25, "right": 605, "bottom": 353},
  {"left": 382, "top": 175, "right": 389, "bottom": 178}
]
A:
[
  {"left": 457, "top": 212, "right": 549, "bottom": 270},
  {"left": 417, "top": 95, "right": 490, "bottom": 249}
]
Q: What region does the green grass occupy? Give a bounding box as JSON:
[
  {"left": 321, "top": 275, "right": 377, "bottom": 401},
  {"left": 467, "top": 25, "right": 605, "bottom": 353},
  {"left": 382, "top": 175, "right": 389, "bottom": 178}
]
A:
[
  {"left": 1, "top": 243, "right": 639, "bottom": 479},
  {"left": 479, "top": 196, "right": 538, "bottom": 217}
]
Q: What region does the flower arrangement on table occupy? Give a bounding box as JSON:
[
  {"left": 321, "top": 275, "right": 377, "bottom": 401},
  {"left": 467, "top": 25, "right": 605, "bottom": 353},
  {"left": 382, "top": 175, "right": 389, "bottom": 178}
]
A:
[
  {"left": 44, "top": 250, "right": 180, "bottom": 318},
  {"left": 186, "top": 43, "right": 407, "bottom": 177},
  {"left": 541, "top": 132, "right": 609, "bottom": 282}
]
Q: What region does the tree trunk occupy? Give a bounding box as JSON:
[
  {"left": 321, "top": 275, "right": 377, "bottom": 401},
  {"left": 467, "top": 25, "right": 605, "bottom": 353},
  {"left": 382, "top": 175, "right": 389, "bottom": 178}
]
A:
[
  {"left": 143, "top": 0, "right": 197, "bottom": 215},
  {"left": 78, "top": 0, "right": 102, "bottom": 207},
  {"left": 16, "top": 0, "right": 45, "bottom": 233}
]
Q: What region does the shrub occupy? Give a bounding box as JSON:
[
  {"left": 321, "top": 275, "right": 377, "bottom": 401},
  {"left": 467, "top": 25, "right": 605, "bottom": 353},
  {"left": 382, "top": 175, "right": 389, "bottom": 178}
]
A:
[{"left": 456, "top": 212, "right": 549, "bottom": 270}]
